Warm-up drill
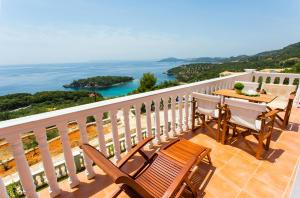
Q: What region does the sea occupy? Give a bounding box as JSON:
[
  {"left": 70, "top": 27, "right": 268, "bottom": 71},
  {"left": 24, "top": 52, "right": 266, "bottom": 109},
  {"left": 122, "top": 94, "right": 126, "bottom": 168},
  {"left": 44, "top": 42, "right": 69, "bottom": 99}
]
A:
[{"left": 0, "top": 60, "right": 184, "bottom": 97}]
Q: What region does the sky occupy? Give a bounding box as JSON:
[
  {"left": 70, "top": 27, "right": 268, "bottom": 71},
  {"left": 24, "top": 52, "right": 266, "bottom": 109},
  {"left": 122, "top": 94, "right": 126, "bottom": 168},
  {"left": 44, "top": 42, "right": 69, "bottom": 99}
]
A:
[{"left": 0, "top": 0, "right": 300, "bottom": 65}]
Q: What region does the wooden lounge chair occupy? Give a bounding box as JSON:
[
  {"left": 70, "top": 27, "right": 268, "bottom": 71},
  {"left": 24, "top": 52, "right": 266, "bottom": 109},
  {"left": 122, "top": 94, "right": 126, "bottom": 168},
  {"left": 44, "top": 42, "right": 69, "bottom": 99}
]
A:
[
  {"left": 221, "top": 98, "right": 279, "bottom": 159},
  {"left": 261, "top": 83, "right": 296, "bottom": 128},
  {"left": 191, "top": 92, "right": 223, "bottom": 142},
  {"left": 80, "top": 137, "right": 199, "bottom": 197}
]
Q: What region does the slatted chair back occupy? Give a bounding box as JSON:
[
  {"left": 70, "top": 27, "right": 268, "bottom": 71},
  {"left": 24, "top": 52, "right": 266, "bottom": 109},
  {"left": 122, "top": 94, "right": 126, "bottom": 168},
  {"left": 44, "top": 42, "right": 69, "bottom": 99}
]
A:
[
  {"left": 224, "top": 98, "right": 267, "bottom": 131},
  {"left": 261, "top": 83, "right": 296, "bottom": 100},
  {"left": 192, "top": 92, "right": 221, "bottom": 117},
  {"left": 80, "top": 144, "right": 152, "bottom": 197},
  {"left": 235, "top": 81, "right": 259, "bottom": 92}
]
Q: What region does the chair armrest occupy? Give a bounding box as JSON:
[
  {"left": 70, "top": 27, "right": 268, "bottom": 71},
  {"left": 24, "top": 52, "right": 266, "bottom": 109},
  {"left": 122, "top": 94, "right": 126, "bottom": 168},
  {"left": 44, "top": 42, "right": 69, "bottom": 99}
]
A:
[
  {"left": 117, "top": 136, "right": 154, "bottom": 169},
  {"left": 262, "top": 109, "right": 280, "bottom": 119},
  {"left": 289, "top": 92, "right": 296, "bottom": 100},
  {"left": 162, "top": 154, "right": 197, "bottom": 198}
]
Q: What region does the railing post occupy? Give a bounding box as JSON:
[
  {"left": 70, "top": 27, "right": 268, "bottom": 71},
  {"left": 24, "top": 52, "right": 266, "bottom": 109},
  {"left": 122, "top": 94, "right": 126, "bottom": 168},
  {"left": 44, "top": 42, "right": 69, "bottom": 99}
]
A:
[
  {"left": 178, "top": 96, "right": 184, "bottom": 133},
  {"left": 6, "top": 134, "right": 38, "bottom": 198},
  {"left": 34, "top": 128, "right": 61, "bottom": 197},
  {"left": 110, "top": 109, "right": 121, "bottom": 161},
  {"left": 123, "top": 106, "right": 132, "bottom": 152},
  {"left": 95, "top": 113, "right": 108, "bottom": 157},
  {"left": 0, "top": 177, "right": 8, "bottom": 198},
  {"left": 145, "top": 101, "right": 154, "bottom": 148},
  {"left": 77, "top": 118, "right": 96, "bottom": 179},
  {"left": 154, "top": 98, "right": 162, "bottom": 144},
  {"left": 163, "top": 97, "right": 170, "bottom": 140},
  {"left": 57, "top": 124, "right": 80, "bottom": 188},
  {"left": 171, "top": 96, "right": 177, "bottom": 137},
  {"left": 184, "top": 94, "right": 190, "bottom": 130},
  {"left": 134, "top": 103, "right": 142, "bottom": 143}
]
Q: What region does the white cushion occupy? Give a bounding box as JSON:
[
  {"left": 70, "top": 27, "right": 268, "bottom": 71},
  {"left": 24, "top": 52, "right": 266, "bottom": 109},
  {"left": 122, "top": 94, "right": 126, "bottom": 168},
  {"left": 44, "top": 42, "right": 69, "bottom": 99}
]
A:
[
  {"left": 261, "top": 83, "right": 296, "bottom": 100},
  {"left": 267, "top": 98, "right": 288, "bottom": 110},
  {"left": 230, "top": 118, "right": 261, "bottom": 131}
]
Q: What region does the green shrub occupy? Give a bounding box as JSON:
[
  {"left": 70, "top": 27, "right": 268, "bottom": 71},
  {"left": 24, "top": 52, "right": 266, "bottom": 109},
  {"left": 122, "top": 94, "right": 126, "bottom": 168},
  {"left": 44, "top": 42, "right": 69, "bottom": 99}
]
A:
[{"left": 234, "top": 82, "right": 244, "bottom": 90}]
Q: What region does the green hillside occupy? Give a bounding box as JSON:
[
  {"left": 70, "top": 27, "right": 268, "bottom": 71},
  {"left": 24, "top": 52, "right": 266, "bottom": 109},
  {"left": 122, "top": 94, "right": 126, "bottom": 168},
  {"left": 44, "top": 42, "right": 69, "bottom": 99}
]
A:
[{"left": 167, "top": 42, "right": 300, "bottom": 83}]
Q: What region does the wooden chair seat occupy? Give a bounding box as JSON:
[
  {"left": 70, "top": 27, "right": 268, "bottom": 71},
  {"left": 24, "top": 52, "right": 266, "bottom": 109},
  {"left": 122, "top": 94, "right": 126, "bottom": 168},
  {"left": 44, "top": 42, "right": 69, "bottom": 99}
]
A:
[{"left": 136, "top": 153, "right": 186, "bottom": 197}]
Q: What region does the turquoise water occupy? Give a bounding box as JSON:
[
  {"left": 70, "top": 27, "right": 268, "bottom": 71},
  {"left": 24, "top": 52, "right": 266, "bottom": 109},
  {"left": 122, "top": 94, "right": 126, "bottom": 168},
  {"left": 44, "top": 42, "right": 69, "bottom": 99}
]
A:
[{"left": 0, "top": 61, "right": 183, "bottom": 97}]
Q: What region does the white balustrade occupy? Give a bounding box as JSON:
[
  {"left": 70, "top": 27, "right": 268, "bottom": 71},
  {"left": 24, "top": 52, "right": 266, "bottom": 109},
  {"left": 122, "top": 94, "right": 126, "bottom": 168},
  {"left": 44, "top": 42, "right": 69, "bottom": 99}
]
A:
[
  {"left": 34, "top": 128, "right": 61, "bottom": 197},
  {"left": 110, "top": 109, "right": 121, "bottom": 161},
  {"left": 184, "top": 94, "right": 190, "bottom": 130},
  {"left": 178, "top": 96, "right": 184, "bottom": 133},
  {"left": 77, "top": 118, "right": 96, "bottom": 179},
  {"left": 95, "top": 113, "right": 108, "bottom": 157},
  {"left": 134, "top": 103, "right": 143, "bottom": 143},
  {"left": 171, "top": 95, "right": 177, "bottom": 137},
  {"left": 145, "top": 101, "right": 154, "bottom": 148},
  {"left": 163, "top": 97, "right": 170, "bottom": 140},
  {"left": 57, "top": 124, "right": 80, "bottom": 188},
  {"left": 123, "top": 107, "right": 132, "bottom": 152},
  {"left": 154, "top": 98, "right": 162, "bottom": 144},
  {"left": 6, "top": 134, "right": 38, "bottom": 198}
]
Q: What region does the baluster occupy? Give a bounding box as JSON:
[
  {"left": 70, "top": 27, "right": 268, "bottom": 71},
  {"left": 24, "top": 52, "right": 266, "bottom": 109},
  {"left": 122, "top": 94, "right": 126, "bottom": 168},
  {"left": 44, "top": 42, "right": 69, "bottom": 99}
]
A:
[
  {"left": 279, "top": 77, "right": 284, "bottom": 84},
  {"left": 95, "top": 113, "right": 108, "bottom": 157},
  {"left": 289, "top": 78, "right": 295, "bottom": 85},
  {"left": 270, "top": 77, "right": 275, "bottom": 84},
  {"left": 0, "top": 177, "right": 8, "bottom": 198},
  {"left": 57, "top": 123, "right": 80, "bottom": 188},
  {"left": 184, "top": 94, "right": 189, "bottom": 130},
  {"left": 145, "top": 101, "right": 154, "bottom": 148},
  {"left": 171, "top": 96, "right": 177, "bottom": 137},
  {"left": 110, "top": 109, "right": 121, "bottom": 161},
  {"left": 134, "top": 103, "right": 142, "bottom": 143},
  {"left": 77, "top": 118, "right": 96, "bottom": 179},
  {"left": 123, "top": 106, "right": 132, "bottom": 152},
  {"left": 34, "top": 128, "right": 61, "bottom": 197},
  {"left": 6, "top": 135, "right": 38, "bottom": 198},
  {"left": 178, "top": 96, "right": 184, "bottom": 133},
  {"left": 163, "top": 97, "right": 170, "bottom": 140},
  {"left": 154, "top": 98, "right": 162, "bottom": 144}
]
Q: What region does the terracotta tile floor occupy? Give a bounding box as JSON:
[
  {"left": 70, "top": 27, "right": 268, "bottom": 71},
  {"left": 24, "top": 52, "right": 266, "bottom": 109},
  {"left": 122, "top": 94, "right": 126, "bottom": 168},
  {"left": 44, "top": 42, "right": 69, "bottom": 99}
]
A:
[{"left": 40, "top": 108, "right": 300, "bottom": 198}]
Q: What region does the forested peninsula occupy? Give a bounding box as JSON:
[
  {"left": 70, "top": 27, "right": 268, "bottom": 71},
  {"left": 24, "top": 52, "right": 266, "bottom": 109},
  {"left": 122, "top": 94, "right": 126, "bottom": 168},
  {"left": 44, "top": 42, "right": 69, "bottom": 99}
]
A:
[{"left": 63, "top": 76, "right": 134, "bottom": 88}]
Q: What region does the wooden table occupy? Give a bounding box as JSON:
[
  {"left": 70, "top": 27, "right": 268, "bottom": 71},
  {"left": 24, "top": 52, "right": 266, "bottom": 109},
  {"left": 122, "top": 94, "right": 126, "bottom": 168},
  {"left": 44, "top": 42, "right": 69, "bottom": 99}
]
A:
[{"left": 213, "top": 89, "right": 277, "bottom": 103}]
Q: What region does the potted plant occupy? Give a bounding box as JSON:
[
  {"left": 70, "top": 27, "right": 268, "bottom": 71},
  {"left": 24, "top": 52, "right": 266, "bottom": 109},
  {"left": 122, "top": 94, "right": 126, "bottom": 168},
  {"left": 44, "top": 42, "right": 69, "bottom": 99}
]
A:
[{"left": 234, "top": 82, "right": 244, "bottom": 94}]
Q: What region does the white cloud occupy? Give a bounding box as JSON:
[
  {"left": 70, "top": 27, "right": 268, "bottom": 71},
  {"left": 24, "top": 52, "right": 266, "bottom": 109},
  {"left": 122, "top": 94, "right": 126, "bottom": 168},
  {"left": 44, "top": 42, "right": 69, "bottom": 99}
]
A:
[{"left": 0, "top": 24, "right": 204, "bottom": 65}]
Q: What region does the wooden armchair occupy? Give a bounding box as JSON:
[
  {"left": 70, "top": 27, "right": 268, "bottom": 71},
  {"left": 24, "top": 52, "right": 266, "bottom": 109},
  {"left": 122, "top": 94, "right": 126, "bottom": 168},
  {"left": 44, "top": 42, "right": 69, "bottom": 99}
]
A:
[
  {"left": 261, "top": 83, "right": 296, "bottom": 128},
  {"left": 221, "top": 98, "right": 279, "bottom": 159},
  {"left": 191, "top": 92, "right": 223, "bottom": 142},
  {"left": 80, "top": 137, "right": 198, "bottom": 197}
]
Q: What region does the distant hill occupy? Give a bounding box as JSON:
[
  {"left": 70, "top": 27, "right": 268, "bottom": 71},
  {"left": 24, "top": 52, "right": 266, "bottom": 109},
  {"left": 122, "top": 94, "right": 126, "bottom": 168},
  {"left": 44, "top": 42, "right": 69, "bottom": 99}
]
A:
[
  {"left": 158, "top": 56, "right": 225, "bottom": 63},
  {"left": 158, "top": 57, "right": 186, "bottom": 62},
  {"left": 167, "top": 42, "right": 300, "bottom": 83}
]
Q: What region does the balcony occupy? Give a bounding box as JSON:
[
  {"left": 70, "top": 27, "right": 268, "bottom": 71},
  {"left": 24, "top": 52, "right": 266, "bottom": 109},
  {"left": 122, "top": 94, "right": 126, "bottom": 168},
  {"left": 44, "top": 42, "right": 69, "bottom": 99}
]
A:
[{"left": 0, "top": 70, "right": 300, "bottom": 197}]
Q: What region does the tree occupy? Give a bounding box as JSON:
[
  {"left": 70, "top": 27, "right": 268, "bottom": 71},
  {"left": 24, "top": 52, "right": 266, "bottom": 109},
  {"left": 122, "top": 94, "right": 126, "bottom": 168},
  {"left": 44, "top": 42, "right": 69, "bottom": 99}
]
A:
[
  {"left": 138, "top": 73, "right": 157, "bottom": 92},
  {"left": 294, "top": 62, "right": 300, "bottom": 73}
]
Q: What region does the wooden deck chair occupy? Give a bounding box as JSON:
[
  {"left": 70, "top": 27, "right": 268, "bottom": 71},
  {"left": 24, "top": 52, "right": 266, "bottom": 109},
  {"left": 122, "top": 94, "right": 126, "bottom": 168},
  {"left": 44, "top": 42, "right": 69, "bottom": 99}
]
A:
[
  {"left": 80, "top": 137, "right": 199, "bottom": 198},
  {"left": 235, "top": 81, "right": 259, "bottom": 92},
  {"left": 191, "top": 92, "right": 223, "bottom": 142},
  {"left": 222, "top": 98, "right": 279, "bottom": 159},
  {"left": 261, "top": 83, "right": 296, "bottom": 128}
]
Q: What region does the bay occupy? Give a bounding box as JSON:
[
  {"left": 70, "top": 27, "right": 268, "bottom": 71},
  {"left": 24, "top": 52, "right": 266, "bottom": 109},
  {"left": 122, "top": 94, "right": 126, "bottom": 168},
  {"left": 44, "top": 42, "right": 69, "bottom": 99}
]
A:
[{"left": 0, "top": 60, "right": 183, "bottom": 97}]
